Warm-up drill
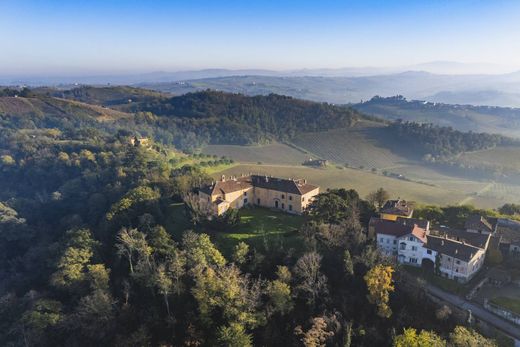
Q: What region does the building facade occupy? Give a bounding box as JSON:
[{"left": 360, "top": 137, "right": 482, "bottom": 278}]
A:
[{"left": 199, "top": 175, "right": 319, "bottom": 215}]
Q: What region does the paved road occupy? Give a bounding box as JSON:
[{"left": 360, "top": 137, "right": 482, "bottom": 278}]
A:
[{"left": 425, "top": 284, "right": 520, "bottom": 342}]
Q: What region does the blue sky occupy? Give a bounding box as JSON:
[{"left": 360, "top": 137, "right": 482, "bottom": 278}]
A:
[{"left": 1, "top": 0, "right": 520, "bottom": 75}]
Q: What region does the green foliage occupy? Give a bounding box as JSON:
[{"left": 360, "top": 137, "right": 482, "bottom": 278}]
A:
[
  {"left": 216, "top": 322, "right": 253, "bottom": 347},
  {"left": 107, "top": 186, "right": 160, "bottom": 221},
  {"left": 393, "top": 328, "right": 446, "bottom": 347},
  {"left": 232, "top": 241, "right": 250, "bottom": 265},
  {"left": 449, "top": 326, "right": 497, "bottom": 347}
]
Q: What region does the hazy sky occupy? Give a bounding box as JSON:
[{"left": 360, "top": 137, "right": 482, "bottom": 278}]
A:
[{"left": 1, "top": 0, "right": 520, "bottom": 75}]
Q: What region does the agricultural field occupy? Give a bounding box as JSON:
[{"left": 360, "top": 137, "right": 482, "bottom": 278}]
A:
[
  {"left": 202, "top": 141, "right": 310, "bottom": 165},
  {"left": 291, "top": 121, "right": 409, "bottom": 169},
  {"left": 214, "top": 163, "right": 476, "bottom": 206},
  {"left": 457, "top": 146, "right": 520, "bottom": 171}
]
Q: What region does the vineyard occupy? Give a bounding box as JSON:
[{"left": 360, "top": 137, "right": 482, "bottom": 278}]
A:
[{"left": 291, "top": 121, "right": 406, "bottom": 169}]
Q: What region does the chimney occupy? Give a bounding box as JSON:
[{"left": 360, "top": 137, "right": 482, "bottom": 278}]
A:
[
  {"left": 303, "top": 179, "right": 307, "bottom": 184},
  {"left": 221, "top": 175, "right": 226, "bottom": 182},
  {"left": 265, "top": 176, "right": 269, "bottom": 183}
]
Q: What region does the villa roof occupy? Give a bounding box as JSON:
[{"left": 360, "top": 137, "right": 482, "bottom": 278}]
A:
[
  {"left": 424, "top": 235, "right": 482, "bottom": 262},
  {"left": 200, "top": 175, "right": 318, "bottom": 196},
  {"left": 464, "top": 215, "right": 493, "bottom": 233},
  {"left": 380, "top": 199, "right": 413, "bottom": 217},
  {"left": 250, "top": 175, "right": 318, "bottom": 195},
  {"left": 200, "top": 176, "right": 252, "bottom": 196}
]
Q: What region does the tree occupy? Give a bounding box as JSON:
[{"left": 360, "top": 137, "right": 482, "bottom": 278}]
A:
[
  {"left": 294, "top": 316, "right": 335, "bottom": 347},
  {"left": 364, "top": 264, "right": 395, "bottom": 318},
  {"left": 366, "top": 188, "right": 389, "bottom": 209},
  {"left": 115, "top": 228, "right": 151, "bottom": 274},
  {"left": 266, "top": 279, "right": 293, "bottom": 316},
  {"left": 393, "top": 328, "right": 446, "bottom": 347},
  {"left": 182, "top": 231, "right": 226, "bottom": 271},
  {"left": 183, "top": 192, "right": 216, "bottom": 224},
  {"left": 154, "top": 262, "right": 174, "bottom": 317},
  {"left": 343, "top": 250, "right": 354, "bottom": 276},
  {"left": 191, "top": 265, "right": 263, "bottom": 330},
  {"left": 448, "top": 326, "right": 497, "bottom": 347},
  {"left": 217, "top": 323, "right": 253, "bottom": 347},
  {"left": 293, "top": 252, "right": 328, "bottom": 306},
  {"left": 232, "top": 242, "right": 250, "bottom": 265}
]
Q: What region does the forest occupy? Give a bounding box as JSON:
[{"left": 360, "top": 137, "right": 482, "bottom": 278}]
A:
[{"left": 0, "top": 87, "right": 504, "bottom": 346}]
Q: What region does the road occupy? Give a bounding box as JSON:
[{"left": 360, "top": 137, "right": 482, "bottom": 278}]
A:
[{"left": 425, "top": 284, "right": 520, "bottom": 343}]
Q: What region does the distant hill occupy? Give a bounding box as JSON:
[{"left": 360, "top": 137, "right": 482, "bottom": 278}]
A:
[
  {"left": 139, "top": 71, "right": 520, "bottom": 108},
  {"left": 352, "top": 95, "right": 520, "bottom": 137}
]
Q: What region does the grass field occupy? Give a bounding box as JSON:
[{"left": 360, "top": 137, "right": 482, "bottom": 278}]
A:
[
  {"left": 203, "top": 142, "right": 310, "bottom": 165},
  {"left": 215, "top": 207, "right": 306, "bottom": 256},
  {"left": 458, "top": 146, "right": 520, "bottom": 171},
  {"left": 215, "top": 163, "right": 474, "bottom": 205}
]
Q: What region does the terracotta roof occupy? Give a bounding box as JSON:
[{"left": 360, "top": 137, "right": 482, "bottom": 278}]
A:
[
  {"left": 250, "top": 175, "right": 318, "bottom": 195},
  {"left": 432, "top": 227, "right": 490, "bottom": 249},
  {"left": 464, "top": 215, "right": 493, "bottom": 233},
  {"left": 200, "top": 176, "right": 253, "bottom": 196},
  {"left": 200, "top": 175, "right": 318, "bottom": 196},
  {"left": 424, "top": 235, "right": 482, "bottom": 262},
  {"left": 381, "top": 199, "right": 413, "bottom": 217},
  {"left": 371, "top": 217, "right": 427, "bottom": 242}
]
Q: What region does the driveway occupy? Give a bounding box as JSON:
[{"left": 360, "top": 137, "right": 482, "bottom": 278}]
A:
[{"left": 425, "top": 283, "right": 520, "bottom": 343}]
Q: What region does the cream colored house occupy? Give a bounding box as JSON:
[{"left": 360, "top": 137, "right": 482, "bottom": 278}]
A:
[{"left": 199, "top": 175, "right": 319, "bottom": 215}]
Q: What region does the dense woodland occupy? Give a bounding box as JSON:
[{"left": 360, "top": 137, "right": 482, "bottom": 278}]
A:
[{"left": 0, "top": 87, "right": 507, "bottom": 346}]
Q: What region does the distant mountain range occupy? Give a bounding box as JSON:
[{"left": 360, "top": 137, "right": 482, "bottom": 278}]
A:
[{"left": 2, "top": 62, "right": 520, "bottom": 107}]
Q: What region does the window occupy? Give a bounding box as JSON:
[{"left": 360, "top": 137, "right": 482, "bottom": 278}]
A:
[
  {"left": 409, "top": 258, "right": 418, "bottom": 264},
  {"left": 411, "top": 246, "right": 417, "bottom": 251},
  {"left": 456, "top": 260, "right": 460, "bottom": 265},
  {"left": 393, "top": 240, "right": 397, "bottom": 245},
  {"left": 400, "top": 243, "right": 406, "bottom": 250},
  {"left": 302, "top": 197, "right": 305, "bottom": 202},
  {"left": 427, "top": 250, "right": 432, "bottom": 255},
  {"left": 386, "top": 239, "right": 389, "bottom": 244},
  {"left": 289, "top": 196, "right": 292, "bottom": 201},
  {"left": 244, "top": 198, "right": 248, "bottom": 204},
  {"left": 289, "top": 205, "right": 292, "bottom": 211},
  {"left": 282, "top": 194, "right": 285, "bottom": 199},
  {"left": 282, "top": 203, "right": 285, "bottom": 209},
  {"left": 409, "top": 237, "right": 414, "bottom": 241},
  {"left": 244, "top": 191, "right": 247, "bottom": 196},
  {"left": 257, "top": 198, "right": 260, "bottom": 205}
]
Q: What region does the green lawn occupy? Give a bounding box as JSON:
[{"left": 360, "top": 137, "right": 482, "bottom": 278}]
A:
[
  {"left": 490, "top": 296, "right": 520, "bottom": 315},
  {"left": 163, "top": 203, "right": 307, "bottom": 257},
  {"left": 215, "top": 206, "right": 306, "bottom": 256}
]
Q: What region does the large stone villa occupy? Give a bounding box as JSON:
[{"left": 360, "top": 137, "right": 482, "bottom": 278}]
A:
[
  {"left": 372, "top": 199, "right": 489, "bottom": 283},
  {"left": 198, "top": 174, "right": 320, "bottom": 215}
]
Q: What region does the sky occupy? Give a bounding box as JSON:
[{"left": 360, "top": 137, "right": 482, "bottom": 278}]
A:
[{"left": 1, "top": 0, "right": 520, "bottom": 75}]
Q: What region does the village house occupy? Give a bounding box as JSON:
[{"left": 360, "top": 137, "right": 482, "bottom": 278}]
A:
[
  {"left": 372, "top": 200, "right": 488, "bottom": 283},
  {"left": 198, "top": 174, "right": 319, "bottom": 215},
  {"left": 465, "top": 214, "right": 496, "bottom": 234},
  {"left": 379, "top": 199, "right": 413, "bottom": 221}
]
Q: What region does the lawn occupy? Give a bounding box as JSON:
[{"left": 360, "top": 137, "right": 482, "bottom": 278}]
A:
[
  {"left": 162, "top": 202, "right": 307, "bottom": 257},
  {"left": 490, "top": 296, "right": 520, "bottom": 315},
  {"left": 215, "top": 206, "right": 306, "bottom": 256}
]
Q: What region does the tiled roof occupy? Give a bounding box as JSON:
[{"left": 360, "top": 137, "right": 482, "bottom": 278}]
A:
[
  {"left": 381, "top": 199, "right": 413, "bottom": 217},
  {"left": 424, "top": 235, "right": 482, "bottom": 262},
  {"left": 464, "top": 215, "right": 493, "bottom": 233},
  {"left": 200, "top": 175, "right": 318, "bottom": 196},
  {"left": 200, "top": 176, "right": 252, "bottom": 195},
  {"left": 250, "top": 175, "right": 318, "bottom": 195},
  {"left": 432, "top": 227, "right": 490, "bottom": 249},
  {"left": 371, "top": 217, "right": 427, "bottom": 242},
  {"left": 396, "top": 217, "right": 430, "bottom": 230}
]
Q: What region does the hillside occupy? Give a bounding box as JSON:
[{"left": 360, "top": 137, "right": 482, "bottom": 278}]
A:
[
  {"left": 140, "top": 71, "right": 520, "bottom": 107},
  {"left": 353, "top": 95, "right": 520, "bottom": 137}
]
